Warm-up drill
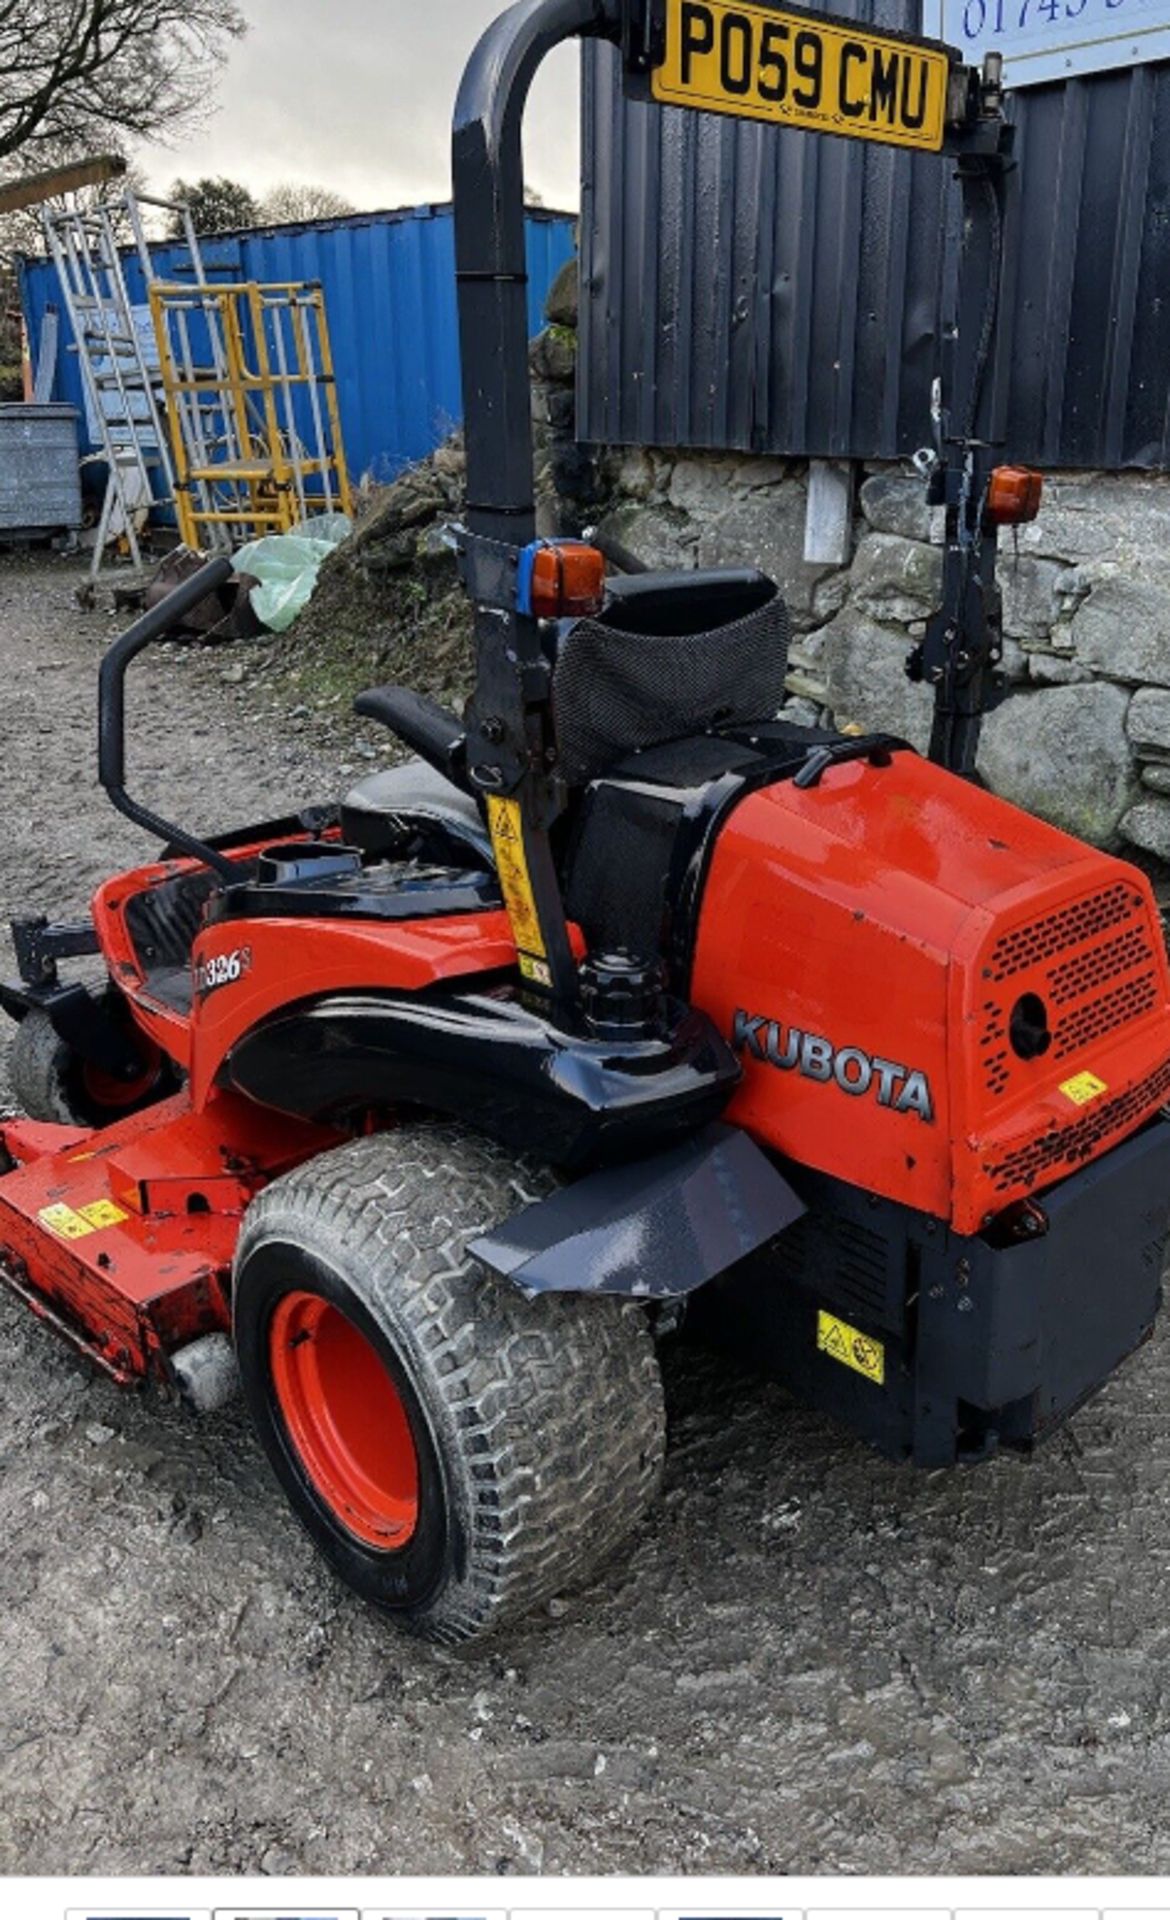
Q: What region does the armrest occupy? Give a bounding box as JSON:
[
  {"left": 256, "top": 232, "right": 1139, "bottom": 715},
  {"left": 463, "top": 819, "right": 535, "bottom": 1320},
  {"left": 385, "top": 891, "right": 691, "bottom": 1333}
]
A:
[{"left": 354, "top": 686, "right": 468, "bottom": 788}]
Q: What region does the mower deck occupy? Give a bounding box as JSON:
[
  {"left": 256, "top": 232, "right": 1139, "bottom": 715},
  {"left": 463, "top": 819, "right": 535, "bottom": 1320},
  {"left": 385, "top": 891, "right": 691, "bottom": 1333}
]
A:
[{"left": 0, "top": 1092, "right": 338, "bottom": 1384}]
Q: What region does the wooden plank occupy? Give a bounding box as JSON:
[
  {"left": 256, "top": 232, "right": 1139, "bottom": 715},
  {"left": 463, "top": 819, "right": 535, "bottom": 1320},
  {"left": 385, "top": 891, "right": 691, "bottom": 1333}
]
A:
[
  {"left": 804, "top": 458, "right": 855, "bottom": 565},
  {"left": 0, "top": 154, "right": 127, "bottom": 217}
]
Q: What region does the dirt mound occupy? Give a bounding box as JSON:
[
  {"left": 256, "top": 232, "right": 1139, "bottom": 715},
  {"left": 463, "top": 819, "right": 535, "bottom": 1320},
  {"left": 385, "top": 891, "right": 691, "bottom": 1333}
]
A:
[{"left": 273, "top": 438, "right": 474, "bottom": 725}]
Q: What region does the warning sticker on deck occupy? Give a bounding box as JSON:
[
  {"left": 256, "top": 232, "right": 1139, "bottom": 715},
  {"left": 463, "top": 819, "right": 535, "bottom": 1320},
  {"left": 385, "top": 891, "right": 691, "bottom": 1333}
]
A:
[
  {"left": 78, "top": 1198, "right": 129, "bottom": 1229},
  {"left": 1059, "top": 1070, "right": 1108, "bottom": 1108},
  {"left": 817, "top": 1308, "right": 885, "bottom": 1386},
  {"left": 39, "top": 1198, "right": 129, "bottom": 1240}
]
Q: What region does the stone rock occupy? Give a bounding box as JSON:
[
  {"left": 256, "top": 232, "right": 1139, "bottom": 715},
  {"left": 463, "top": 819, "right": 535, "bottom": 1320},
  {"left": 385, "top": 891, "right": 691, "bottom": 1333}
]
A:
[
  {"left": 1141, "top": 765, "right": 1170, "bottom": 795},
  {"left": 732, "top": 456, "right": 791, "bottom": 491},
  {"left": 1000, "top": 556, "right": 1064, "bottom": 642},
  {"left": 1121, "top": 798, "right": 1170, "bottom": 861},
  {"left": 849, "top": 532, "right": 942, "bottom": 625},
  {"left": 529, "top": 326, "right": 576, "bottom": 385},
  {"left": 1026, "top": 650, "right": 1090, "bottom": 687},
  {"left": 544, "top": 256, "right": 579, "bottom": 329},
  {"left": 810, "top": 568, "right": 851, "bottom": 627},
  {"left": 1020, "top": 473, "right": 1170, "bottom": 569},
  {"left": 615, "top": 448, "right": 657, "bottom": 502},
  {"left": 859, "top": 472, "right": 930, "bottom": 543},
  {"left": 431, "top": 441, "right": 466, "bottom": 481},
  {"left": 416, "top": 522, "right": 459, "bottom": 573},
  {"left": 351, "top": 466, "right": 445, "bottom": 545},
  {"left": 1127, "top": 687, "right": 1170, "bottom": 753},
  {"left": 545, "top": 385, "right": 575, "bottom": 433},
  {"left": 821, "top": 606, "right": 934, "bottom": 751},
  {"left": 697, "top": 479, "right": 833, "bottom": 617},
  {"left": 779, "top": 695, "right": 823, "bottom": 728},
  {"left": 551, "top": 441, "right": 600, "bottom": 506},
  {"left": 978, "top": 681, "right": 1138, "bottom": 847},
  {"left": 669, "top": 455, "right": 740, "bottom": 517},
  {"left": 1000, "top": 637, "right": 1028, "bottom": 684},
  {"left": 1053, "top": 565, "right": 1092, "bottom": 618},
  {"left": 594, "top": 502, "right": 696, "bottom": 571},
  {"left": 1071, "top": 572, "right": 1170, "bottom": 687}
]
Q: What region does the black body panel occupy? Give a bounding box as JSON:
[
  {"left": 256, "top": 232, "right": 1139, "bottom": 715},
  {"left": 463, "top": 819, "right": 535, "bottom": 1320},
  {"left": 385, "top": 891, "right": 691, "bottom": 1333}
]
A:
[
  {"left": 210, "top": 846, "right": 500, "bottom": 926},
  {"left": 563, "top": 723, "right": 907, "bottom": 988},
  {"left": 471, "top": 1122, "right": 805, "bottom": 1298},
  {"left": 223, "top": 986, "right": 742, "bottom": 1167},
  {"left": 690, "top": 1116, "right": 1170, "bottom": 1466}
]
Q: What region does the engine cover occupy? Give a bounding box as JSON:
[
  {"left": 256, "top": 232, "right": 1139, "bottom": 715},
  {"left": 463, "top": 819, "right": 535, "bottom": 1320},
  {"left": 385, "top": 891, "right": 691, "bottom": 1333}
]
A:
[{"left": 691, "top": 749, "right": 1170, "bottom": 1234}]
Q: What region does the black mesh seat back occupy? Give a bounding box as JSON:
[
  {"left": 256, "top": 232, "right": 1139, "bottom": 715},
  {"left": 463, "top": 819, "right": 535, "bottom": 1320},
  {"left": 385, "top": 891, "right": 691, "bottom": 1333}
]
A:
[{"left": 551, "top": 577, "right": 791, "bottom": 784}]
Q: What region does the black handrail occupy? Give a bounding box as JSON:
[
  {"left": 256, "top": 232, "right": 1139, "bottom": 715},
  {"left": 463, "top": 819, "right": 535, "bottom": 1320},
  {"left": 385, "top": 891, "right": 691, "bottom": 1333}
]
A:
[{"left": 98, "top": 556, "right": 239, "bottom": 880}]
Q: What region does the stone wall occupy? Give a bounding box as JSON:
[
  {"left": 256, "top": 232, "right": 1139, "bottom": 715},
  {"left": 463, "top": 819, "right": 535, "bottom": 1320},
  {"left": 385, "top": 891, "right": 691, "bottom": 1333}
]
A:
[
  {"left": 593, "top": 459, "right": 1170, "bottom": 856},
  {"left": 532, "top": 266, "right": 1170, "bottom": 860}
]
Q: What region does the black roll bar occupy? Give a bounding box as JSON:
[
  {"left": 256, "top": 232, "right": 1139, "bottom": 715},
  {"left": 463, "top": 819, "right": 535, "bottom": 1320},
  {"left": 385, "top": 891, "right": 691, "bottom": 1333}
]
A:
[
  {"left": 452, "top": 0, "right": 625, "bottom": 1005},
  {"left": 98, "top": 556, "right": 240, "bottom": 881},
  {"left": 453, "top": 0, "right": 616, "bottom": 548}
]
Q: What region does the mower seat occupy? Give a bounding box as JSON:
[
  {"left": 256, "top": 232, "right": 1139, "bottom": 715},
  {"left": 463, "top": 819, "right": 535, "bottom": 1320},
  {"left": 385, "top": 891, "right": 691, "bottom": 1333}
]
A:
[
  {"left": 552, "top": 567, "right": 791, "bottom": 785},
  {"left": 341, "top": 757, "right": 494, "bottom": 872}
]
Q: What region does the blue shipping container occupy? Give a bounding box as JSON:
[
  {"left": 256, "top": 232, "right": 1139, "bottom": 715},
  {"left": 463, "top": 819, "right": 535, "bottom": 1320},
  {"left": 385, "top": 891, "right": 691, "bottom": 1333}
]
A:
[{"left": 18, "top": 202, "right": 576, "bottom": 488}]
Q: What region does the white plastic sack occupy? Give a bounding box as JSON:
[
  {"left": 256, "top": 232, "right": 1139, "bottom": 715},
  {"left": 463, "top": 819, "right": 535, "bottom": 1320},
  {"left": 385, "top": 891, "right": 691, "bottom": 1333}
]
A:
[{"left": 235, "top": 512, "right": 352, "bottom": 633}]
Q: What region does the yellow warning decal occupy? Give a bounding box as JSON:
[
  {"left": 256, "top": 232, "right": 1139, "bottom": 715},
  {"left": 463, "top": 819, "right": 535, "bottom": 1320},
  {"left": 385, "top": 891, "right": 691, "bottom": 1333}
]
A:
[
  {"left": 817, "top": 1308, "right": 885, "bottom": 1386},
  {"left": 78, "top": 1199, "right": 129, "bottom": 1230},
  {"left": 38, "top": 1203, "right": 95, "bottom": 1240},
  {"left": 486, "top": 795, "right": 547, "bottom": 961},
  {"left": 1060, "top": 1070, "right": 1108, "bottom": 1108},
  {"left": 518, "top": 951, "right": 553, "bottom": 989},
  {"left": 38, "top": 1198, "right": 129, "bottom": 1239}
]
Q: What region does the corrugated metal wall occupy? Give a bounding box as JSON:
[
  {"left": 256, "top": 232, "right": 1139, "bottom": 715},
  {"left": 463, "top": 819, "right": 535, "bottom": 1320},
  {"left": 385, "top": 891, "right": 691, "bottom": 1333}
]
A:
[
  {"left": 578, "top": 9, "right": 1170, "bottom": 470},
  {"left": 19, "top": 203, "right": 575, "bottom": 485}
]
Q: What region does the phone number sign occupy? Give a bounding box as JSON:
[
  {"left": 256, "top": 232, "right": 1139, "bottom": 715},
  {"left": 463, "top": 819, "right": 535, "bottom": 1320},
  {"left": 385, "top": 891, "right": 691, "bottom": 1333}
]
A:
[{"left": 928, "top": 0, "right": 1170, "bottom": 85}]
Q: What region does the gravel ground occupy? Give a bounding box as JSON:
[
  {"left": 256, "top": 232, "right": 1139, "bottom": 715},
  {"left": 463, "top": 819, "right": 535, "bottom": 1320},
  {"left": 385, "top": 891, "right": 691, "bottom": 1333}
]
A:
[{"left": 2, "top": 550, "right": 1170, "bottom": 1880}]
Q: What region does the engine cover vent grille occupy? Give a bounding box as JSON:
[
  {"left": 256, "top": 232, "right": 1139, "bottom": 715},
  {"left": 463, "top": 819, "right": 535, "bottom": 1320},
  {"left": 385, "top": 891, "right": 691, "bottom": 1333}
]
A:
[
  {"left": 766, "top": 1212, "right": 891, "bottom": 1325},
  {"left": 981, "top": 883, "right": 1161, "bottom": 1099},
  {"left": 1054, "top": 972, "right": 1160, "bottom": 1060},
  {"left": 988, "top": 883, "right": 1140, "bottom": 982},
  {"left": 1049, "top": 925, "right": 1150, "bottom": 1004},
  {"left": 987, "top": 1057, "right": 1170, "bottom": 1193}
]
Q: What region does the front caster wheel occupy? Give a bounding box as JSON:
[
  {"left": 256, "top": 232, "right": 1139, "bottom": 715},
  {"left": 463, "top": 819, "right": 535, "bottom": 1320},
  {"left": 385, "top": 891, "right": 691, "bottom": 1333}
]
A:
[
  {"left": 7, "top": 996, "right": 176, "bottom": 1127},
  {"left": 233, "top": 1125, "right": 666, "bottom": 1645}
]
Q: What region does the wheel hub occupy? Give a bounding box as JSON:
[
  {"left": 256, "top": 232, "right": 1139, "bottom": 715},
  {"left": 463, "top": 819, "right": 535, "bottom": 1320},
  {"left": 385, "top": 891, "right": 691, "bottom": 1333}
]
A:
[{"left": 269, "top": 1291, "right": 420, "bottom": 1550}]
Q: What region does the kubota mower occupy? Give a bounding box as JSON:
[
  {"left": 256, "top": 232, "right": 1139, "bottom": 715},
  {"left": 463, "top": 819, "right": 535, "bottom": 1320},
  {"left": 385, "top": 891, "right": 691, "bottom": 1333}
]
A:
[{"left": 3, "top": 0, "right": 1170, "bottom": 1644}]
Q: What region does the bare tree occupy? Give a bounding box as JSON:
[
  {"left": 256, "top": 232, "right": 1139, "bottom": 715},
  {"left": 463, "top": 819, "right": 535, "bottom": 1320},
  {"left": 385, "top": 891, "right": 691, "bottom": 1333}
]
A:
[
  {"left": 258, "top": 182, "right": 356, "bottom": 227},
  {"left": 0, "top": 0, "right": 244, "bottom": 164}
]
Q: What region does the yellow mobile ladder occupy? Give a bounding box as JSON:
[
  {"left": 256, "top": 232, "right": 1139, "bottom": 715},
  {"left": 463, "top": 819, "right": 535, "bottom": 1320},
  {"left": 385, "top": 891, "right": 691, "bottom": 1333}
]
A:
[{"left": 148, "top": 277, "right": 353, "bottom": 550}]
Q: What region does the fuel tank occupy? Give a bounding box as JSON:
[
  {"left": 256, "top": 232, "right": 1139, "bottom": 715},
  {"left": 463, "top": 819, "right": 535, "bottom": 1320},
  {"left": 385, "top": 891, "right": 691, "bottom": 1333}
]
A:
[{"left": 690, "top": 749, "right": 1170, "bottom": 1234}]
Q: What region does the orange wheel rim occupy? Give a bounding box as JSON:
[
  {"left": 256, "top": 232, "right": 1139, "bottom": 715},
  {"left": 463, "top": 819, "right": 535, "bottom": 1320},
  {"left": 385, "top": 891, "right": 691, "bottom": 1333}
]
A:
[
  {"left": 269, "top": 1291, "right": 420, "bottom": 1550},
  {"left": 81, "top": 1047, "right": 162, "bottom": 1110}
]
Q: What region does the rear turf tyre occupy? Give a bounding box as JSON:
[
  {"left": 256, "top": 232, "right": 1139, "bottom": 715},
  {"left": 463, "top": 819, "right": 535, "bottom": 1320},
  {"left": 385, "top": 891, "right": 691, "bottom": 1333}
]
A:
[
  {"left": 7, "top": 997, "right": 174, "bottom": 1127},
  {"left": 233, "top": 1125, "right": 666, "bottom": 1644}
]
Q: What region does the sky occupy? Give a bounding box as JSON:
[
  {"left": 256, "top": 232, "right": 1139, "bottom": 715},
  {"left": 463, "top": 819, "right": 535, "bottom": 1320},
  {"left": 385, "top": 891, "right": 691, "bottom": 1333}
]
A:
[{"left": 133, "top": 0, "right": 582, "bottom": 215}]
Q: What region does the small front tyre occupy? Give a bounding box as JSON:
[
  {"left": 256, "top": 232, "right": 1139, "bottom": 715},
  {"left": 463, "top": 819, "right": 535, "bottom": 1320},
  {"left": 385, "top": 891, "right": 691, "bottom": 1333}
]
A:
[
  {"left": 233, "top": 1126, "right": 666, "bottom": 1645},
  {"left": 7, "top": 996, "right": 176, "bottom": 1127}
]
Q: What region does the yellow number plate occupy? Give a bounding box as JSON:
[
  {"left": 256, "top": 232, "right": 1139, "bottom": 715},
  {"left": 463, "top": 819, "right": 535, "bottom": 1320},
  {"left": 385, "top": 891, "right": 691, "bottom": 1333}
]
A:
[{"left": 651, "top": 0, "right": 951, "bottom": 153}]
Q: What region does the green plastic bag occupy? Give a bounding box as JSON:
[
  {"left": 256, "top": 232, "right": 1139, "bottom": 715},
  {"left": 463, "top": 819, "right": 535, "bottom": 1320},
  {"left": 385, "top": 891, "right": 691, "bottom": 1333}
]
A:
[{"left": 235, "top": 513, "right": 352, "bottom": 633}]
